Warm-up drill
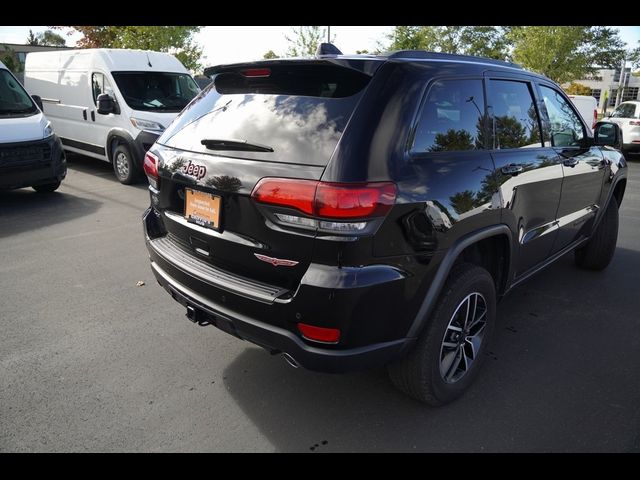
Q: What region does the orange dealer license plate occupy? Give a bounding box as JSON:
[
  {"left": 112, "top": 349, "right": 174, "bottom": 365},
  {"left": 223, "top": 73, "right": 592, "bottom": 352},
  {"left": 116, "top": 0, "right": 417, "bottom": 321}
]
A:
[{"left": 184, "top": 188, "right": 221, "bottom": 230}]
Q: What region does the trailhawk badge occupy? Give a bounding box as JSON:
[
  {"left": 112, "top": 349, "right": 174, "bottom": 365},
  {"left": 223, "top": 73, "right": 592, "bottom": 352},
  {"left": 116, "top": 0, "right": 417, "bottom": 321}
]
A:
[{"left": 254, "top": 253, "right": 299, "bottom": 267}]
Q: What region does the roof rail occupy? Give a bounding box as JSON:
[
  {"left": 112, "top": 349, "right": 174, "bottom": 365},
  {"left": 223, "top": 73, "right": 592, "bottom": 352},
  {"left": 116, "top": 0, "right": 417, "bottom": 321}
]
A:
[{"left": 385, "top": 50, "right": 522, "bottom": 69}]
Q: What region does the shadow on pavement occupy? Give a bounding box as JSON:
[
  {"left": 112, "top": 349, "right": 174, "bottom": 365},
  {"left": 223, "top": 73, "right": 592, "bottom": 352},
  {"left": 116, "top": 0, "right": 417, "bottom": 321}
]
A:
[
  {"left": 222, "top": 247, "right": 640, "bottom": 452},
  {"left": 66, "top": 153, "right": 149, "bottom": 192},
  {"left": 0, "top": 189, "right": 102, "bottom": 238}
]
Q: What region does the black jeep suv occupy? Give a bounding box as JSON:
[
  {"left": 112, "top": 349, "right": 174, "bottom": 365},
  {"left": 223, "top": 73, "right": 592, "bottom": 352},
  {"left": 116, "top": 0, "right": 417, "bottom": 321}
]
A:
[{"left": 142, "top": 49, "right": 627, "bottom": 405}]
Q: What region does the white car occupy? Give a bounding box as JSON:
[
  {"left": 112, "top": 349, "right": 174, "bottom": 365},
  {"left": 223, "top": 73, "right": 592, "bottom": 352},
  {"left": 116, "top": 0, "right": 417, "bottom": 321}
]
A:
[{"left": 606, "top": 100, "right": 640, "bottom": 155}]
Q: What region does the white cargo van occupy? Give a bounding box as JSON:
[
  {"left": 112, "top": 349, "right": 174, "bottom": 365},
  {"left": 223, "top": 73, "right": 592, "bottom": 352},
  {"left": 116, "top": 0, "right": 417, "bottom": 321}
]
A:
[
  {"left": 24, "top": 49, "right": 200, "bottom": 184},
  {"left": 568, "top": 95, "right": 598, "bottom": 133},
  {"left": 0, "top": 60, "right": 66, "bottom": 192}
]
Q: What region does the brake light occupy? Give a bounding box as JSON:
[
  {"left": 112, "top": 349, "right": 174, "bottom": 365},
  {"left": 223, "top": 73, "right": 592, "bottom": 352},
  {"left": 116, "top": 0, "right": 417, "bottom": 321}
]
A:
[
  {"left": 143, "top": 151, "right": 159, "bottom": 189},
  {"left": 297, "top": 323, "right": 340, "bottom": 343},
  {"left": 251, "top": 179, "right": 396, "bottom": 218},
  {"left": 629, "top": 120, "right": 640, "bottom": 126},
  {"left": 251, "top": 178, "right": 317, "bottom": 215},
  {"left": 241, "top": 68, "right": 271, "bottom": 78}
]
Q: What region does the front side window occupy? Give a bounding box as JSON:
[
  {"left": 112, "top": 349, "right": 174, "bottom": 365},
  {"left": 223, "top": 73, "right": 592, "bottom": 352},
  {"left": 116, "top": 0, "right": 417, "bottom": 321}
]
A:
[
  {"left": 487, "top": 80, "right": 542, "bottom": 149},
  {"left": 92, "top": 72, "right": 115, "bottom": 105},
  {"left": 0, "top": 69, "right": 37, "bottom": 116},
  {"left": 540, "top": 85, "right": 585, "bottom": 148},
  {"left": 111, "top": 72, "right": 199, "bottom": 112},
  {"left": 412, "top": 79, "right": 487, "bottom": 153}
]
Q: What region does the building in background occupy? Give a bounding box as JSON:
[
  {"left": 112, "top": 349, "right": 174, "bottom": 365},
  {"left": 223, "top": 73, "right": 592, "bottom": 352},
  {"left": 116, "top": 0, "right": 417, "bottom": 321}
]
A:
[
  {"left": 0, "top": 43, "right": 70, "bottom": 84},
  {"left": 573, "top": 67, "right": 640, "bottom": 113}
]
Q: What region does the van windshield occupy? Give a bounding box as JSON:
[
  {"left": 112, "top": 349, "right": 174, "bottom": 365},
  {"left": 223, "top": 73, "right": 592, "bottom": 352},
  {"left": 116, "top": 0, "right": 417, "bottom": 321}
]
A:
[
  {"left": 0, "top": 69, "right": 37, "bottom": 116},
  {"left": 111, "top": 72, "right": 200, "bottom": 112}
]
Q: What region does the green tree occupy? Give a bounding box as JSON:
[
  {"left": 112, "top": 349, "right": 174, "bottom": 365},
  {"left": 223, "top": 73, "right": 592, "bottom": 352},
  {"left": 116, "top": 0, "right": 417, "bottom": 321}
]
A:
[
  {"left": 51, "top": 26, "right": 202, "bottom": 71},
  {"left": 449, "top": 190, "right": 477, "bottom": 215},
  {"left": 387, "top": 26, "right": 509, "bottom": 60},
  {"left": 630, "top": 41, "right": 640, "bottom": 69},
  {"left": 32, "top": 30, "right": 66, "bottom": 47},
  {"left": 285, "top": 26, "right": 334, "bottom": 57},
  {"left": 1, "top": 45, "right": 22, "bottom": 74},
  {"left": 26, "top": 30, "right": 39, "bottom": 45},
  {"left": 263, "top": 50, "right": 278, "bottom": 59},
  {"left": 508, "top": 26, "right": 625, "bottom": 84},
  {"left": 564, "top": 82, "right": 592, "bottom": 95}
]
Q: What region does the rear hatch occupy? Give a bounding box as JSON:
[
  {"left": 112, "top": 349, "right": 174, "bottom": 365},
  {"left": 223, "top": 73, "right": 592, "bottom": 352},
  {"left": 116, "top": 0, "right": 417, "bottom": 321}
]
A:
[{"left": 151, "top": 59, "right": 379, "bottom": 291}]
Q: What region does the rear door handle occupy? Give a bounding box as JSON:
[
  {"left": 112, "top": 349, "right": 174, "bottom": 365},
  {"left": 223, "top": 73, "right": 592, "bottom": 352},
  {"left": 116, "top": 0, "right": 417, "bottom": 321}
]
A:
[
  {"left": 501, "top": 164, "right": 523, "bottom": 175},
  {"left": 562, "top": 158, "right": 579, "bottom": 168}
]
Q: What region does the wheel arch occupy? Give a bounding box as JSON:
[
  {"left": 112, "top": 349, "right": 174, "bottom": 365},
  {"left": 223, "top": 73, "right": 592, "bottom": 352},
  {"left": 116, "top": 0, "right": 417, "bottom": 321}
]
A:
[
  {"left": 106, "top": 129, "right": 141, "bottom": 168},
  {"left": 405, "top": 225, "right": 513, "bottom": 340}
]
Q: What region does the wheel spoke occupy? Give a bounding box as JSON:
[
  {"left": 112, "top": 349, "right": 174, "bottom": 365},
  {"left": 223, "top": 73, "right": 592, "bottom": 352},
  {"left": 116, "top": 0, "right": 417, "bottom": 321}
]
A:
[
  {"left": 467, "top": 312, "right": 486, "bottom": 335},
  {"left": 445, "top": 348, "right": 463, "bottom": 382},
  {"left": 442, "top": 341, "right": 458, "bottom": 349},
  {"left": 465, "top": 334, "right": 482, "bottom": 360}
]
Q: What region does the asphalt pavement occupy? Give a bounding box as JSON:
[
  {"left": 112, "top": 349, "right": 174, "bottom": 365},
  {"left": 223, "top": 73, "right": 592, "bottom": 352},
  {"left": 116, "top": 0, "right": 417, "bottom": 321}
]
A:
[{"left": 1, "top": 153, "right": 639, "bottom": 452}]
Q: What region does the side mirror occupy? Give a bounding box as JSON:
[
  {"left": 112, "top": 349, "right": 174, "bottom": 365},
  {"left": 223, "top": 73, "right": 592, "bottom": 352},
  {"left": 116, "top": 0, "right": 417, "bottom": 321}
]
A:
[
  {"left": 32, "top": 95, "right": 43, "bottom": 111},
  {"left": 594, "top": 121, "right": 623, "bottom": 150},
  {"left": 97, "top": 93, "right": 115, "bottom": 115}
]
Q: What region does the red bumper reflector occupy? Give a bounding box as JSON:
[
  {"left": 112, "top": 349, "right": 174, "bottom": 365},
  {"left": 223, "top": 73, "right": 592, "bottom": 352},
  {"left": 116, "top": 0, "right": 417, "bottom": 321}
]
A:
[{"left": 297, "top": 323, "right": 340, "bottom": 343}]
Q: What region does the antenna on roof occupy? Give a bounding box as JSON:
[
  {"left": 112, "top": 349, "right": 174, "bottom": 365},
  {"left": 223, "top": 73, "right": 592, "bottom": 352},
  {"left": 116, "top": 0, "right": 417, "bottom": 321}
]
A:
[
  {"left": 146, "top": 52, "right": 152, "bottom": 68},
  {"left": 315, "top": 43, "right": 343, "bottom": 57}
]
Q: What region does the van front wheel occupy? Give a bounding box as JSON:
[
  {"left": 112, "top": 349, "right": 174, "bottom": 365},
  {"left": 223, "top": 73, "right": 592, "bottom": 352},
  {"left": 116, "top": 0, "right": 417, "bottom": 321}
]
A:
[{"left": 113, "top": 144, "right": 138, "bottom": 185}]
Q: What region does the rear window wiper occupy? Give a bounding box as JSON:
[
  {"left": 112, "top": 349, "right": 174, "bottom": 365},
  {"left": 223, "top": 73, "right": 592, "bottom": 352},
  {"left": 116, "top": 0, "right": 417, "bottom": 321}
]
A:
[{"left": 201, "top": 138, "right": 274, "bottom": 153}]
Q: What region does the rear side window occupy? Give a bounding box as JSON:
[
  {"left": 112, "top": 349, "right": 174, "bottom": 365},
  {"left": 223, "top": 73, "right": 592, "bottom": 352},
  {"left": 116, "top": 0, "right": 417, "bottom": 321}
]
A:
[
  {"left": 158, "top": 64, "right": 372, "bottom": 166},
  {"left": 412, "top": 79, "right": 486, "bottom": 153},
  {"left": 539, "top": 85, "right": 585, "bottom": 148},
  {"left": 611, "top": 103, "right": 637, "bottom": 119},
  {"left": 487, "top": 80, "right": 542, "bottom": 149}
]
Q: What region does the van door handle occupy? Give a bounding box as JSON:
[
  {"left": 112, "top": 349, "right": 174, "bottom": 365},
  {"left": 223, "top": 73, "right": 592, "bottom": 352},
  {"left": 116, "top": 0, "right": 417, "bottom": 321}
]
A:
[
  {"left": 91, "top": 111, "right": 95, "bottom": 121},
  {"left": 82, "top": 109, "right": 87, "bottom": 120}
]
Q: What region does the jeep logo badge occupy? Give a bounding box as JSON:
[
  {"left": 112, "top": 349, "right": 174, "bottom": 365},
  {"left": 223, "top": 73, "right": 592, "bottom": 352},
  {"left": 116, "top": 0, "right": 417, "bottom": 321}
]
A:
[{"left": 182, "top": 160, "right": 207, "bottom": 180}]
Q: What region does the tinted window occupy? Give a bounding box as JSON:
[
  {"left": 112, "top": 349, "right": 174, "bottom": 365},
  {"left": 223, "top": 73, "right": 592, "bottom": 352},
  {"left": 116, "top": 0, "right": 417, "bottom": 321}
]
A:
[
  {"left": 412, "top": 79, "right": 486, "bottom": 153},
  {"left": 157, "top": 65, "right": 371, "bottom": 166},
  {"left": 111, "top": 72, "right": 200, "bottom": 112},
  {"left": 540, "top": 85, "right": 585, "bottom": 147},
  {"left": 488, "top": 80, "right": 542, "bottom": 149}
]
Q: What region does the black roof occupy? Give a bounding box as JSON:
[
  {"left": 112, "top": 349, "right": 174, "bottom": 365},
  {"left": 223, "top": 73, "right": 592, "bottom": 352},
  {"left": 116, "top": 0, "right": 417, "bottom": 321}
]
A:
[{"left": 381, "top": 50, "right": 523, "bottom": 70}]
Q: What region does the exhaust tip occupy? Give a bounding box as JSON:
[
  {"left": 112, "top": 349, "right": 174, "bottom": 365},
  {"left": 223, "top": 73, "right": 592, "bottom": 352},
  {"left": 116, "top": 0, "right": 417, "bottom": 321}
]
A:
[{"left": 282, "top": 353, "right": 300, "bottom": 369}]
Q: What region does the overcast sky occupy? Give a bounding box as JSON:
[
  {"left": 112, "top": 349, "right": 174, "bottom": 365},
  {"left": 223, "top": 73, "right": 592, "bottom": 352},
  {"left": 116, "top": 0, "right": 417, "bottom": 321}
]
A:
[{"left": 1, "top": 25, "right": 638, "bottom": 67}]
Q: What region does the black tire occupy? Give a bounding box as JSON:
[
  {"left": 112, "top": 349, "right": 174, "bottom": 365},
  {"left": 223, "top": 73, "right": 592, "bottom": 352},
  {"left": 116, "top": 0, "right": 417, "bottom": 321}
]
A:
[
  {"left": 388, "top": 263, "right": 496, "bottom": 406},
  {"left": 574, "top": 197, "right": 619, "bottom": 270},
  {"left": 112, "top": 143, "right": 138, "bottom": 185},
  {"left": 32, "top": 181, "right": 61, "bottom": 193}
]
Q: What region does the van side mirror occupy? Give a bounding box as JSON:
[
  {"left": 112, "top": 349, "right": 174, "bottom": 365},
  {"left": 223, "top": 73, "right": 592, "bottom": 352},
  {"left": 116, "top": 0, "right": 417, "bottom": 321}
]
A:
[
  {"left": 97, "top": 93, "right": 115, "bottom": 115},
  {"left": 594, "top": 121, "right": 623, "bottom": 150},
  {"left": 32, "top": 95, "right": 43, "bottom": 111}
]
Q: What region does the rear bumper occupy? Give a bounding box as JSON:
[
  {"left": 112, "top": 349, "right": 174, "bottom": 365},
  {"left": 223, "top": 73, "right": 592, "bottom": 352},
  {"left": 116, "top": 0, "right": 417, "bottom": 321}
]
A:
[
  {"left": 0, "top": 135, "right": 66, "bottom": 190},
  {"left": 149, "top": 260, "right": 411, "bottom": 373},
  {"left": 143, "top": 207, "right": 415, "bottom": 373}
]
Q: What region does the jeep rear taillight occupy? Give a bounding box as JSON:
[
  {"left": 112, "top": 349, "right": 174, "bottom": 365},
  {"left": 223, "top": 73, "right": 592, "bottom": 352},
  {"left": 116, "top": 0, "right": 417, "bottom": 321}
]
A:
[
  {"left": 251, "top": 178, "right": 396, "bottom": 233},
  {"left": 143, "top": 151, "right": 159, "bottom": 189},
  {"left": 629, "top": 120, "right": 640, "bottom": 126}
]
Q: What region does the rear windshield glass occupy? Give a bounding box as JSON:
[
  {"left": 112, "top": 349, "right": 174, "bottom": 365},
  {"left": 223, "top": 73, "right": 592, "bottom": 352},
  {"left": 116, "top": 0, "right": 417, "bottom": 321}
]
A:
[{"left": 157, "top": 64, "right": 371, "bottom": 166}]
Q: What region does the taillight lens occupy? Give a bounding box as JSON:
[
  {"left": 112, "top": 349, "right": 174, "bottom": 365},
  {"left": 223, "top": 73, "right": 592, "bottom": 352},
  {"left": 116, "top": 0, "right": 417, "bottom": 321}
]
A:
[
  {"left": 241, "top": 68, "right": 271, "bottom": 78},
  {"left": 315, "top": 182, "right": 396, "bottom": 219},
  {"left": 629, "top": 120, "right": 640, "bottom": 126},
  {"left": 250, "top": 178, "right": 317, "bottom": 215},
  {"left": 251, "top": 178, "right": 396, "bottom": 233},
  {"left": 143, "top": 151, "right": 159, "bottom": 189},
  {"left": 297, "top": 323, "right": 340, "bottom": 343}
]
